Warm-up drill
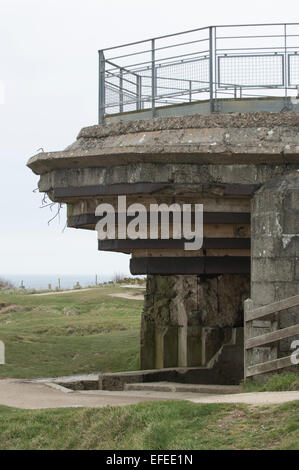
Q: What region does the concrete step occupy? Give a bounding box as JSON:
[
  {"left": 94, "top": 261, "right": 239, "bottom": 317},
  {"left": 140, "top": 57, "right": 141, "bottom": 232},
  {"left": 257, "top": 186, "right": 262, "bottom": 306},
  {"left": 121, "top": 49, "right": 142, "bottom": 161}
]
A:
[{"left": 124, "top": 381, "right": 241, "bottom": 394}]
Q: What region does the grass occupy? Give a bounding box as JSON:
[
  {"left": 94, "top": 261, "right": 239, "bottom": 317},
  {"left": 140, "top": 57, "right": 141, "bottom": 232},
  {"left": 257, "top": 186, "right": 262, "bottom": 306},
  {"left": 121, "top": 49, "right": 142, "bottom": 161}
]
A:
[
  {"left": 243, "top": 372, "right": 299, "bottom": 393},
  {"left": 0, "top": 400, "right": 299, "bottom": 449},
  {"left": 2, "top": 284, "right": 299, "bottom": 450},
  {"left": 0, "top": 285, "right": 143, "bottom": 378}
]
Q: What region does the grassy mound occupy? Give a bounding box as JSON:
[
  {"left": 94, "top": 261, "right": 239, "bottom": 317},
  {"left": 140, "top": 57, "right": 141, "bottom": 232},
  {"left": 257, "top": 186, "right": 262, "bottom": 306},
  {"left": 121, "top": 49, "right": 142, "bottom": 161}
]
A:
[{"left": 0, "top": 285, "right": 143, "bottom": 378}]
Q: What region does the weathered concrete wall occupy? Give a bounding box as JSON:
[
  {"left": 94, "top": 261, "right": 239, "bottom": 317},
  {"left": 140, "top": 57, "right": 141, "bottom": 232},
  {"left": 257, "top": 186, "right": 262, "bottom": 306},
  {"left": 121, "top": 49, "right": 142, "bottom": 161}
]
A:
[
  {"left": 251, "top": 170, "right": 299, "bottom": 365},
  {"left": 141, "top": 273, "right": 249, "bottom": 375},
  {"left": 38, "top": 163, "right": 298, "bottom": 195},
  {"left": 28, "top": 112, "right": 299, "bottom": 175}
]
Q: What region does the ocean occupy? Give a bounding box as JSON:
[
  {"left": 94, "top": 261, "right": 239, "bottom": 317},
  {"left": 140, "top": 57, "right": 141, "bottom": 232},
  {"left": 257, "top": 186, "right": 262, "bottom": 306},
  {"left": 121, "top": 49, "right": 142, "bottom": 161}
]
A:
[{"left": 1, "top": 274, "right": 118, "bottom": 290}]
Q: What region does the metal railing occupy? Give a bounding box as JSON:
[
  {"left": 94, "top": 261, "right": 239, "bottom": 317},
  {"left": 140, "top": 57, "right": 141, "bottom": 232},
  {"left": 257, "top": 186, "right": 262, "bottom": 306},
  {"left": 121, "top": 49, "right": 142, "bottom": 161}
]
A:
[{"left": 98, "top": 23, "right": 299, "bottom": 122}]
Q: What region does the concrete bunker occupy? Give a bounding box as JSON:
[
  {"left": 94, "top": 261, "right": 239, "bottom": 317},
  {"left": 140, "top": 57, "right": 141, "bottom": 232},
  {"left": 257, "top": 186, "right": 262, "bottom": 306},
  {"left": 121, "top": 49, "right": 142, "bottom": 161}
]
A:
[{"left": 27, "top": 110, "right": 299, "bottom": 385}]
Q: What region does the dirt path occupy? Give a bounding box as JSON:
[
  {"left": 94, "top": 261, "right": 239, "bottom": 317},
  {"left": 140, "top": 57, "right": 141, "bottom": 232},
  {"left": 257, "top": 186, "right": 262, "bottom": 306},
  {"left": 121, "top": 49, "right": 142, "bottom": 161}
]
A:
[
  {"left": 1, "top": 379, "right": 299, "bottom": 410},
  {"left": 29, "top": 288, "right": 97, "bottom": 296},
  {"left": 108, "top": 293, "right": 144, "bottom": 301},
  {"left": 29, "top": 286, "right": 145, "bottom": 297}
]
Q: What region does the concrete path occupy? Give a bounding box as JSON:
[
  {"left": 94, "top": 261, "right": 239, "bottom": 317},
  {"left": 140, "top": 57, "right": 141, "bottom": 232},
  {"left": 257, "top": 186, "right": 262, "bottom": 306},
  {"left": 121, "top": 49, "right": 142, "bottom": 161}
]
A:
[{"left": 1, "top": 379, "right": 299, "bottom": 410}]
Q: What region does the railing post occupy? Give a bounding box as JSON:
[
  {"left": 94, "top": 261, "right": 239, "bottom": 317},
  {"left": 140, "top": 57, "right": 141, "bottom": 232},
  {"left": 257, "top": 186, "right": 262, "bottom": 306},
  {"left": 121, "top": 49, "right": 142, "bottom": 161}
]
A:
[
  {"left": 119, "top": 68, "right": 124, "bottom": 113},
  {"left": 151, "top": 39, "right": 156, "bottom": 118},
  {"left": 284, "top": 23, "right": 288, "bottom": 106},
  {"left": 98, "top": 50, "right": 105, "bottom": 124},
  {"left": 189, "top": 81, "right": 192, "bottom": 102},
  {"left": 209, "top": 26, "right": 214, "bottom": 113},
  {"left": 137, "top": 75, "right": 142, "bottom": 110},
  {"left": 244, "top": 298, "right": 254, "bottom": 380}
]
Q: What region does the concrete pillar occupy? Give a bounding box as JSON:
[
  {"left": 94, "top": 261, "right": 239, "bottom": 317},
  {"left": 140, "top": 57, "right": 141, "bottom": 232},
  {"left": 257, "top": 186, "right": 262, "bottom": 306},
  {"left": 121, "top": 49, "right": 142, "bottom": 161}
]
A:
[
  {"left": 251, "top": 170, "right": 299, "bottom": 361},
  {"left": 140, "top": 273, "right": 249, "bottom": 370}
]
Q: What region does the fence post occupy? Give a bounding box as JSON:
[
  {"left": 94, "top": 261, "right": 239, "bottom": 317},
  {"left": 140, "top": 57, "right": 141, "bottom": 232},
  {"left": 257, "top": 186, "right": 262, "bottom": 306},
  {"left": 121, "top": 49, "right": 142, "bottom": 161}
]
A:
[
  {"left": 209, "top": 26, "right": 214, "bottom": 113},
  {"left": 244, "top": 298, "right": 254, "bottom": 380},
  {"left": 98, "top": 50, "right": 105, "bottom": 123},
  {"left": 151, "top": 39, "right": 156, "bottom": 118}
]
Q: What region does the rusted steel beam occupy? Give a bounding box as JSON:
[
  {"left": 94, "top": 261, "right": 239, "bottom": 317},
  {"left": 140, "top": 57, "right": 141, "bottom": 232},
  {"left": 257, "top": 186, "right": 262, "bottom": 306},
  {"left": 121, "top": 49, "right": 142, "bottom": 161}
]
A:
[
  {"left": 98, "top": 238, "right": 250, "bottom": 251},
  {"left": 130, "top": 256, "right": 250, "bottom": 275},
  {"left": 55, "top": 183, "right": 260, "bottom": 199},
  {"left": 68, "top": 211, "right": 251, "bottom": 228}
]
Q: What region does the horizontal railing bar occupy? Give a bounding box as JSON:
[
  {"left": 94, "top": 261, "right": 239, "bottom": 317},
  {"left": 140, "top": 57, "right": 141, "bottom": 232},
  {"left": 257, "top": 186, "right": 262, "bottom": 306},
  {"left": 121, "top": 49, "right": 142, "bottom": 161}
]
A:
[
  {"left": 151, "top": 88, "right": 208, "bottom": 99},
  {"left": 108, "top": 37, "right": 210, "bottom": 61},
  {"left": 106, "top": 74, "right": 137, "bottom": 87},
  {"left": 217, "top": 34, "right": 299, "bottom": 40},
  {"left": 105, "top": 83, "right": 137, "bottom": 95},
  {"left": 123, "top": 75, "right": 288, "bottom": 89},
  {"left": 125, "top": 56, "right": 209, "bottom": 74},
  {"left": 153, "top": 36, "right": 209, "bottom": 52},
  {"left": 104, "top": 87, "right": 297, "bottom": 110},
  {"left": 245, "top": 295, "right": 299, "bottom": 322},
  {"left": 108, "top": 49, "right": 153, "bottom": 62},
  {"left": 134, "top": 77, "right": 208, "bottom": 85},
  {"left": 106, "top": 84, "right": 138, "bottom": 98},
  {"left": 101, "top": 26, "right": 212, "bottom": 52},
  {"left": 214, "top": 22, "right": 299, "bottom": 28},
  {"left": 246, "top": 355, "right": 294, "bottom": 377},
  {"left": 100, "top": 23, "right": 299, "bottom": 53},
  {"left": 246, "top": 324, "right": 299, "bottom": 350},
  {"left": 105, "top": 59, "right": 140, "bottom": 77},
  {"left": 216, "top": 46, "right": 296, "bottom": 52},
  {"left": 108, "top": 72, "right": 208, "bottom": 84},
  {"left": 106, "top": 77, "right": 137, "bottom": 88},
  {"left": 108, "top": 50, "right": 210, "bottom": 72},
  {"left": 106, "top": 48, "right": 299, "bottom": 78},
  {"left": 104, "top": 91, "right": 297, "bottom": 111},
  {"left": 217, "top": 34, "right": 286, "bottom": 40}
]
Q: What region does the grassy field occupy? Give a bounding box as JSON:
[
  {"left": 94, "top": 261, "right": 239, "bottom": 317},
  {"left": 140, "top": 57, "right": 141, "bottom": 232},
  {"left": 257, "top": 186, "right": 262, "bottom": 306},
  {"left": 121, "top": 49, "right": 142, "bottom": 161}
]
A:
[
  {"left": 2, "top": 284, "right": 299, "bottom": 388},
  {"left": 0, "top": 285, "right": 143, "bottom": 378},
  {"left": 1, "top": 285, "right": 299, "bottom": 450},
  {"left": 0, "top": 400, "right": 299, "bottom": 450}
]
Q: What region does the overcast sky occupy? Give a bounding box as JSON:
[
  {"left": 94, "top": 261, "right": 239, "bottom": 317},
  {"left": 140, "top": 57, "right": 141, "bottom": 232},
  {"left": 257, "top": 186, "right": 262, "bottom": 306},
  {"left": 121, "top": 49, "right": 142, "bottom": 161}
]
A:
[{"left": 0, "top": 0, "right": 297, "bottom": 276}]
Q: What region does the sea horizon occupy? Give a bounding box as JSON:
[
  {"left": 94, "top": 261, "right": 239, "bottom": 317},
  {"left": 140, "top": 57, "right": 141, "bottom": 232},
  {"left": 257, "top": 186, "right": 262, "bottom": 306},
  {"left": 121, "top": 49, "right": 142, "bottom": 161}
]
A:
[{"left": 0, "top": 273, "right": 132, "bottom": 290}]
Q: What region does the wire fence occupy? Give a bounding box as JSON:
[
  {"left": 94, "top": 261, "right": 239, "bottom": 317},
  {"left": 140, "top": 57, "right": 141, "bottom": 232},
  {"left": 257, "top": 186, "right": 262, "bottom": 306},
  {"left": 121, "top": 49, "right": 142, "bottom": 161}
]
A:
[{"left": 98, "top": 23, "right": 299, "bottom": 122}]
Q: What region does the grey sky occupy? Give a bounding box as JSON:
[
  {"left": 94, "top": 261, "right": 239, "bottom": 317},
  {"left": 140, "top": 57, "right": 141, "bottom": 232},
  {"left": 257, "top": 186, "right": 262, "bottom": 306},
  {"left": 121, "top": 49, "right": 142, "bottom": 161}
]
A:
[{"left": 0, "top": 0, "right": 297, "bottom": 276}]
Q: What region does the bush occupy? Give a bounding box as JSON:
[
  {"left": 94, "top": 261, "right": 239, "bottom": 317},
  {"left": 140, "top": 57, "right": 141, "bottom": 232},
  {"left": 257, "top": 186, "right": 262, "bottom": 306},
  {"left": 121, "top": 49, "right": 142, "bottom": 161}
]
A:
[{"left": 0, "top": 277, "right": 14, "bottom": 289}]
